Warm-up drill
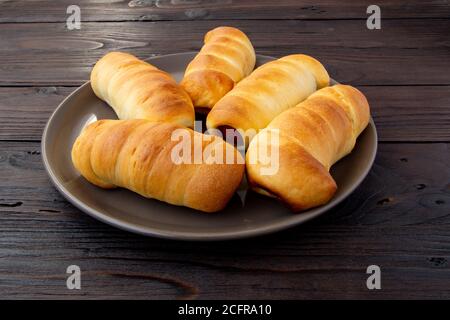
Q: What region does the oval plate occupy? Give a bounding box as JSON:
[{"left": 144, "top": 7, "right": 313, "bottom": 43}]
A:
[{"left": 42, "top": 52, "right": 377, "bottom": 241}]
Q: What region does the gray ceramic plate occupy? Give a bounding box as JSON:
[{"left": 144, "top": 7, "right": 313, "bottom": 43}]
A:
[{"left": 42, "top": 52, "right": 377, "bottom": 241}]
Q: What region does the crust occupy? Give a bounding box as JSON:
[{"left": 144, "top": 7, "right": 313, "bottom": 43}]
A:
[
  {"left": 181, "top": 26, "right": 256, "bottom": 109},
  {"left": 72, "top": 119, "right": 245, "bottom": 213},
  {"left": 180, "top": 69, "right": 234, "bottom": 109},
  {"left": 246, "top": 130, "right": 337, "bottom": 211},
  {"left": 246, "top": 84, "right": 370, "bottom": 212},
  {"left": 206, "top": 54, "right": 330, "bottom": 136},
  {"left": 90, "top": 51, "right": 195, "bottom": 128}
]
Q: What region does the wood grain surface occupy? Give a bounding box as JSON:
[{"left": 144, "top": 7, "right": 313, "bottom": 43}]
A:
[
  {"left": 0, "top": 0, "right": 449, "bottom": 299},
  {"left": 1, "top": 0, "right": 449, "bottom": 22},
  {"left": 1, "top": 86, "right": 449, "bottom": 142},
  {"left": 0, "top": 141, "right": 449, "bottom": 299},
  {"left": 0, "top": 19, "right": 448, "bottom": 86}
]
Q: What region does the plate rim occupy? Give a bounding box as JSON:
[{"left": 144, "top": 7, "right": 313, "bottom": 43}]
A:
[{"left": 41, "top": 52, "right": 378, "bottom": 241}]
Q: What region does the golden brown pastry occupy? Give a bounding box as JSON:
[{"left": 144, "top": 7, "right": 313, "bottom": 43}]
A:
[
  {"left": 72, "top": 119, "right": 245, "bottom": 213},
  {"left": 206, "top": 54, "right": 330, "bottom": 136},
  {"left": 246, "top": 85, "right": 370, "bottom": 212},
  {"left": 91, "top": 52, "right": 195, "bottom": 128},
  {"left": 180, "top": 26, "right": 256, "bottom": 110}
]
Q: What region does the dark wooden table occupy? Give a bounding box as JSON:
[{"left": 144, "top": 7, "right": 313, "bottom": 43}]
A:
[{"left": 0, "top": 1, "right": 449, "bottom": 299}]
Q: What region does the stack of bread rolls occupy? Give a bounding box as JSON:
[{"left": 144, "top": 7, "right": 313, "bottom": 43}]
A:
[{"left": 72, "top": 26, "right": 371, "bottom": 213}]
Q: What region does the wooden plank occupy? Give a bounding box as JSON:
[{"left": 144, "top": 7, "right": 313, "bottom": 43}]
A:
[
  {"left": 0, "top": 86, "right": 73, "bottom": 141},
  {"left": 0, "top": 141, "right": 449, "bottom": 298},
  {"left": 1, "top": 225, "right": 450, "bottom": 299},
  {"left": 362, "top": 85, "right": 450, "bottom": 142},
  {"left": 1, "top": 86, "right": 449, "bottom": 142},
  {"left": 0, "top": 0, "right": 449, "bottom": 22},
  {"left": 0, "top": 19, "right": 449, "bottom": 86},
  {"left": 1, "top": 142, "right": 448, "bottom": 227}
]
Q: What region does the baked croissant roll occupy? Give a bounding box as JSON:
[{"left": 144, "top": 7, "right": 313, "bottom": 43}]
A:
[
  {"left": 91, "top": 52, "right": 195, "bottom": 128},
  {"left": 246, "top": 84, "right": 370, "bottom": 212},
  {"left": 206, "top": 54, "right": 330, "bottom": 136},
  {"left": 180, "top": 26, "right": 256, "bottom": 110},
  {"left": 72, "top": 119, "right": 245, "bottom": 213}
]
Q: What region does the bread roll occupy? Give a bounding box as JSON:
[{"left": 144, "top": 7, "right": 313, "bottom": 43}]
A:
[
  {"left": 206, "top": 54, "right": 330, "bottom": 136},
  {"left": 180, "top": 26, "right": 256, "bottom": 110},
  {"left": 246, "top": 85, "right": 370, "bottom": 212},
  {"left": 72, "top": 119, "right": 245, "bottom": 213},
  {"left": 91, "top": 52, "right": 195, "bottom": 128}
]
